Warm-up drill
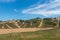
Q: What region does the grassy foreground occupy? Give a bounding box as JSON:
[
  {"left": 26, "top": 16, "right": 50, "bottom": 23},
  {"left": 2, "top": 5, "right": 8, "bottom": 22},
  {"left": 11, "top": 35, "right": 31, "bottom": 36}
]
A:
[{"left": 0, "top": 29, "right": 59, "bottom": 40}]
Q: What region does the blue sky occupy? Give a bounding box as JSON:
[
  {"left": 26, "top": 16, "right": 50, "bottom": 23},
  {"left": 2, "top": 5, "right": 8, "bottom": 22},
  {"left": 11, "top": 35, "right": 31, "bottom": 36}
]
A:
[{"left": 0, "top": 0, "right": 60, "bottom": 20}]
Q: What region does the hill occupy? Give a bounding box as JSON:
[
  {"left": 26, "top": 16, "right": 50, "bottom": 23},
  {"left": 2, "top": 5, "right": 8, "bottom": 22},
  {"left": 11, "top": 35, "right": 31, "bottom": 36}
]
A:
[{"left": 0, "top": 17, "right": 60, "bottom": 29}]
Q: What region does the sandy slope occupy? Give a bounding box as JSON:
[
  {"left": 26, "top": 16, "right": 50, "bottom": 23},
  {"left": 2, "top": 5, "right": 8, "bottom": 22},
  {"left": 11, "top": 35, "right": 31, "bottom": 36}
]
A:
[{"left": 0, "top": 28, "right": 53, "bottom": 34}]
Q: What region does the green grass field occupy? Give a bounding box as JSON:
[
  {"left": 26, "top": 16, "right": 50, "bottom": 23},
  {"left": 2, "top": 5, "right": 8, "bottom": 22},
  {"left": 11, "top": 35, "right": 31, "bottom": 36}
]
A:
[{"left": 0, "top": 29, "right": 59, "bottom": 40}]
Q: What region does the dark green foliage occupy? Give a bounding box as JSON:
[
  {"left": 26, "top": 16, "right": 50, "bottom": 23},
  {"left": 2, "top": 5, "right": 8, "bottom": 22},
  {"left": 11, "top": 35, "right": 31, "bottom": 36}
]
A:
[{"left": 43, "top": 18, "right": 56, "bottom": 28}]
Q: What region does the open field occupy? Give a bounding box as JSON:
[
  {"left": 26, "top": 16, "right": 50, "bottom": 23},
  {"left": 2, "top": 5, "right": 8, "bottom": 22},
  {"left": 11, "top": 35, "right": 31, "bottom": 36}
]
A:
[{"left": 0, "top": 28, "right": 59, "bottom": 40}]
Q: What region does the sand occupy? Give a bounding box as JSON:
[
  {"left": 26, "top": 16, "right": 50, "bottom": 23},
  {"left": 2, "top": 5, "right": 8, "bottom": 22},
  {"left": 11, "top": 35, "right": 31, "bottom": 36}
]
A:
[{"left": 0, "top": 28, "right": 53, "bottom": 34}]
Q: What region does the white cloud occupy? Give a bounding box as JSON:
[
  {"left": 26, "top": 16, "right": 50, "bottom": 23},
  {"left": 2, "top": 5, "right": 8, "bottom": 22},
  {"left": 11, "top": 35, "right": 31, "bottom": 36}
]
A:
[
  {"left": 22, "top": 0, "right": 60, "bottom": 17},
  {"left": 0, "top": 0, "right": 16, "bottom": 2},
  {"left": 13, "top": 9, "right": 19, "bottom": 12},
  {"left": 14, "top": 9, "right": 17, "bottom": 12}
]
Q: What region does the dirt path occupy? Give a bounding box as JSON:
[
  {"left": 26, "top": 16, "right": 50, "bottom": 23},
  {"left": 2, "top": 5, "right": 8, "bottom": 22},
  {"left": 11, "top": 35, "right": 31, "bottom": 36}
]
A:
[
  {"left": 13, "top": 21, "right": 20, "bottom": 28},
  {"left": 38, "top": 19, "right": 43, "bottom": 27},
  {"left": 6, "top": 24, "right": 12, "bottom": 29},
  {"left": 0, "top": 28, "right": 53, "bottom": 34}
]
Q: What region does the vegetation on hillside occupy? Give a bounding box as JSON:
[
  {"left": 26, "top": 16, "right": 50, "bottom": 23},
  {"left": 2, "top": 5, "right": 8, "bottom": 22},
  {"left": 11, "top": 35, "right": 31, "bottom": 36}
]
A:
[{"left": 0, "top": 17, "right": 60, "bottom": 28}]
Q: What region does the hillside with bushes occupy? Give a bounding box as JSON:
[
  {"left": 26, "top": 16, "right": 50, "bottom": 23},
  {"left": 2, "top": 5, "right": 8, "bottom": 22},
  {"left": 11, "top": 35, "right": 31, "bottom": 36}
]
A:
[{"left": 0, "top": 17, "right": 60, "bottom": 29}]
